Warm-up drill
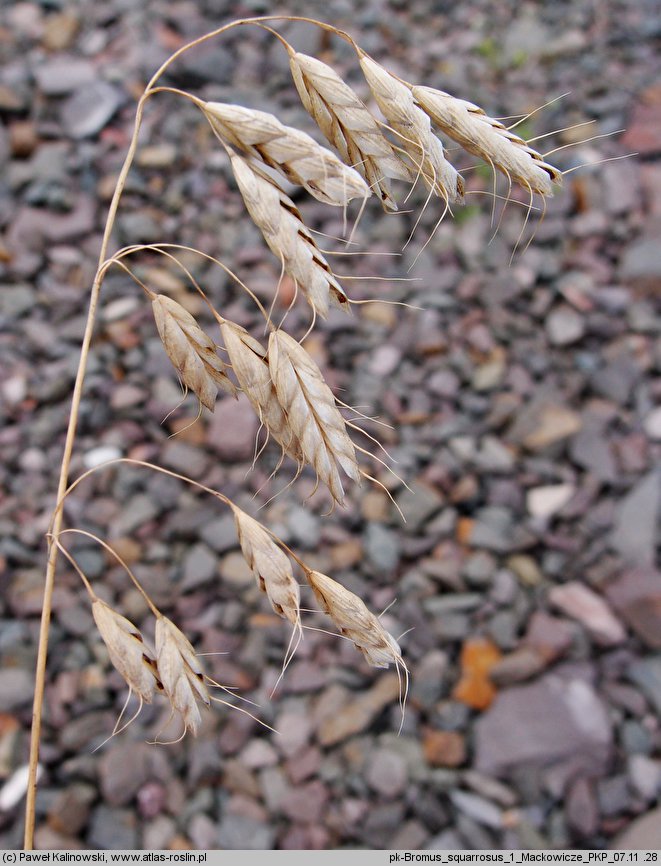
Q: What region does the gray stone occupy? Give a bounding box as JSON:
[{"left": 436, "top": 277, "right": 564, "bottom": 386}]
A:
[
  {"left": 199, "top": 514, "right": 239, "bottom": 554},
  {"left": 366, "top": 748, "right": 408, "bottom": 798},
  {"left": 87, "top": 806, "right": 138, "bottom": 850},
  {"left": 61, "top": 81, "right": 122, "bottom": 138},
  {"left": 611, "top": 470, "right": 660, "bottom": 566},
  {"left": 395, "top": 482, "right": 444, "bottom": 532},
  {"left": 628, "top": 755, "right": 661, "bottom": 801},
  {"left": 364, "top": 522, "right": 400, "bottom": 572},
  {"left": 208, "top": 395, "right": 259, "bottom": 462},
  {"left": 0, "top": 668, "right": 33, "bottom": 710},
  {"left": 546, "top": 306, "right": 585, "bottom": 346},
  {"left": 217, "top": 813, "right": 275, "bottom": 849},
  {"left": 610, "top": 805, "right": 661, "bottom": 850},
  {"left": 181, "top": 543, "right": 217, "bottom": 590},
  {"left": 34, "top": 58, "right": 95, "bottom": 95},
  {"left": 628, "top": 656, "right": 661, "bottom": 715},
  {"left": 474, "top": 673, "right": 612, "bottom": 775},
  {"left": 287, "top": 505, "right": 321, "bottom": 548}
]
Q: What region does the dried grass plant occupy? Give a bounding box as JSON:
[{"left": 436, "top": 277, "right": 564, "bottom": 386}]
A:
[{"left": 23, "top": 15, "right": 568, "bottom": 849}]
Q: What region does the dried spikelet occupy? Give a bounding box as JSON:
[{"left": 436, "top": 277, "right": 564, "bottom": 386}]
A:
[
  {"left": 288, "top": 51, "right": 413, "bottom": 211},
  {"left": 219, "top": 320, "right": 302, "bottom": 462},
  {"left": 152, "top": 294, "right": 236, "bottom": 410},
  {"left": 307, "top": 570, "right": 402, "bottom": 668},
  {"left": 231, "top": 505, "right": 300, "bottom": 625},
  {"left": 359, "top": 54, "right": 464, "bottom": 203},
  {"left": 203, "top": 101, "right": 370, "bottom": 207},
  {"left": 268, "top": 329, "right": 360, "bottom": 505},
  {"left": 92, "top": 600, "right": 159, "bottom": 703},
  {"left": 155, "top": 616, "right": 210, "bottom": 736},
  {"left": 412, "top": 86, "right": 562, "bottom": 196},
  {"left": 227, "top": 149, "right": 347, "bottom": 317}
]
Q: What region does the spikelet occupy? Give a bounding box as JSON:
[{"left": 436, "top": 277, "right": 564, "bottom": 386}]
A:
[
  {"left": 268, "top": 329, "right": 360, "bottom": 505},
  {"left": 220, "top": 320, "right": 302, "bottom": 462},
  {"left": 231, "top": 505, "right": 300, "bottom": 625},
  {"left": 92, "top": 600, "right": 160, "bottom": 703},
  {"left": 359, "top": 54, "right": 464, "bottom": 203},
  {"left": 227, "top": 149, "right": 347, "bottom": 317},
  {"left": 307, "top": 570, "right": 402, "bottom": 668},
  {"left": 203, "top": 102, "right": 370, "bottom": 207},
  {"left": 288, "top": 50, "right": 412, "bottom": 211},
  {"left": 412, "top": 86, "right": 562, "bottom": 196},
  {"left": 152, "top": 294, "right": 236, "bottom": 410},
  {"left": 154, "top": 616, "right": 210, "bottom": 736}
]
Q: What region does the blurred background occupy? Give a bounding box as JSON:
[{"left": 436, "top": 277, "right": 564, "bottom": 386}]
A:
[{"left": 1, "top": 0, "right": 660, "bottom": 851}]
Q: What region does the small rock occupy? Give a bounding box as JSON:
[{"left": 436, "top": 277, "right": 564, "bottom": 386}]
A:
[
  {"left": 208, "top": 395, "right": 259, "bottom": 462},
  {"left": 627, "top": 656, "right": 661, "bottom": 715},
  {"left": 240, "top": 739, "right": 279, "bottom": 770},
  {"left": 217, "top": 814, "right": 275, "bottom": 849},
  {"left": 368, "top": 344, "right": 402, "bottom": 376},
  {"left": 628, "top": 754, "right": 661, "bottom": 801},
  {"left": 423, "top": 730, "right": 466, "bottom": 768},
  {"left": 83, "top": 445, "right": 122, "bottom": 469},
  {"left": 280, "top": 781, "right": 329, "bottom": 824},
  {"left": 87, "top": 806, "right": 138, "bottom": 850},
  {"left": 546, "top": 305, "right": 585, "bottom": 346},
  {"left": 606, "top": 567, "right": 661, "bottom": 649},
  {"left": 527, "top": 484, "right": 574, "bottom": 518},
  {"left": 508, "top": 397, "right": 582, "bottom": 452},
  {"left": 548, "top": 582, "right": 627, "bottom": 646},
  {"left": 366, "top": 748, "right": 408, "bottom": 798},
  {"left": 474, "top": 673, "right": 612, "bottom": 775},
  {"left": 395, "top": 482, "right": 444, "bottom": 532},
  {"left": 316, "top": 674, "right": 400, "bottom": 746},
  {"left": 643, "top": 407, "right": 661, "bottom": 440},
  {"left": 452, "top": 638, "right": 502, "bottom": 711},
  {"left": 34, "top": 58, "right": 94, "bottom": 96},
  {"left": 220, "top": 551, "right": 254, "bottom": 587},
  {"left": 0, "top": 669, "right": 33, "bottom": 711},
  {"left": 181, "top": 543, "right": 216, "bottom": 590},
  {"left": 609, "top": 804, "right": 661, "bottom": 850},
  {"left": 61, "top": 81, "right": 122, "bottom": 138},
  {"left": 565, "top": 777, "right": 598, "bottom": 838},
  {"left": 489, "top": 647, "right": 547, "bottom": 685},
  {"left": 450, "top": 789, "right": 503, "bottom": 829},
  {"left": 524, "top": 611, "right": 574, "bottom": 662},
  {"left": 611, "top": 470, "right": 660, "bottom": 566},
  {"left": 287, "top": 506, "right": 320, "bottom": 548},
  {"left": 364, "top": 522, "right": 400, "bottom": 571}
]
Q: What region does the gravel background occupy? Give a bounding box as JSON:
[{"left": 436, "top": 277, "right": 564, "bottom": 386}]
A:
[{"left": 1, "top": 0, "right": 660, "bottom": 851}]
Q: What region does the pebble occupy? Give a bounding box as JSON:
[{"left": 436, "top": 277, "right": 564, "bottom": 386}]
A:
[
  {"left": 216, "top": 814, "right": 275, "bottom": 850},
  {"left": 546, "top": 306, "right": 586, "bottom": 346},
  {"left": 60, "top": 81, "right": 122, "bottom": 138},
  {"left": 207, "top": 395, "right": 260, "bottom": 463},
  {"left": 527, "top": 484, "right": 575, "bottom": 519},
  {"left": 0, "top": 669, "right": 33, "bottom": 711},
  {"left": 548, "top": 582, "right": 627, "bottom": 646},
  {"left": 364, "top": 522, "right": 400, "bottom": 572},
  {"left": 611, "top": 470, "right": 660, "bottom": 566},
  {"left": 475, "top": 673, "right": 612, "bottom": 775},
  {"left": 87, "top": 806, "right": 138, "bottom": 850},
  {"left": 627, "top": 656, "right": 661, "bottom": 715}
]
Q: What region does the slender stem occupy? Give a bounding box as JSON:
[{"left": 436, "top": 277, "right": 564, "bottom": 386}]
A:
[{"left": 23, "top": 90, "right": 151, "bottom": 849}]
